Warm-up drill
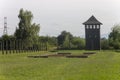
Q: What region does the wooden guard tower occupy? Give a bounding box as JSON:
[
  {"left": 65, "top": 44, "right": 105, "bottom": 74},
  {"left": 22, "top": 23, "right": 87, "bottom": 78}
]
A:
[{"left": 83, "top": 15, "right": 102, "bottom": 50}]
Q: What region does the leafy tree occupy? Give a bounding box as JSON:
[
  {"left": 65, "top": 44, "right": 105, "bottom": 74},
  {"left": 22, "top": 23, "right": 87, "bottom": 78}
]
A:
[
  {"left": 38, "top": 36, "right": 57, "bottom": 50},
  {"left": 39, "top": 36, "right": 57, "bottom": 45},
  {"left": 62, "top": 34, "right": 70, "bottom": 49},
  {"left": 109, "top": 24, "right": 120, "bottom": 49},
  {"left": 1, "top": 35, "right": 10, "bottom": 40},
  {"left": 57, "top": 31, "right": 85, "bottom": 49},
  {"left": 14, "top": 9, "right": 40, "bottom": 48},
  {"left": 101, "top": 38, "right": 109, "bottom": 49},
  {"left": 47, "top": 37, "right": 57, "bottom": 46},
  {"left": 71, "top": 37, "right": 85, "bottom": 49},
  {"left": 39, "top": 36, "right": 49, "bottom": 43},
  {"left": 57, "top": 31, "right": 73, "bottom": 48}
]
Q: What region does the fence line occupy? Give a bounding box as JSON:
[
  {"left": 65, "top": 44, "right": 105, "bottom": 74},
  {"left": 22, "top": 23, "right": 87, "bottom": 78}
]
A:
[{"left": 0, "top": 39, "right": 47, "bottom": 54}]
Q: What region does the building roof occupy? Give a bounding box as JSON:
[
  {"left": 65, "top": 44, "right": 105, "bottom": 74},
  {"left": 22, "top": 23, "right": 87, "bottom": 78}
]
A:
[{"left": 83, "top": 15, "right": 102, "bottom": 25}]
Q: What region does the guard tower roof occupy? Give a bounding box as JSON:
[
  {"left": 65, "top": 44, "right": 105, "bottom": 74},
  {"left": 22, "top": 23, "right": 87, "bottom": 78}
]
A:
[{"left": 83, "top": 15, "right": 102, "bottom": 25}]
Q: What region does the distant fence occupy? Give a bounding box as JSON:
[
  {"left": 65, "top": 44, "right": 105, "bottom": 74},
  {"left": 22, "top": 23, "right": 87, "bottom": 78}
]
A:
[{"left": 0, "top": 39, "right": 47, "bottom": 54}]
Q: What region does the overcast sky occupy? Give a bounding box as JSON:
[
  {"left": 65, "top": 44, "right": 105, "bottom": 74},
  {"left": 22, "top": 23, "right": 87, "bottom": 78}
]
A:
[{"left": 0, "top": 0, "right": 120, "bottom": 38}]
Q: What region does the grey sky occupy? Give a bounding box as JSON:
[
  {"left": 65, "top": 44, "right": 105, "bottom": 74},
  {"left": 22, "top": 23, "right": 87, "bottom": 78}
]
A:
[{"left": 0, "top": 0, "right": 120, "bottom": 38}]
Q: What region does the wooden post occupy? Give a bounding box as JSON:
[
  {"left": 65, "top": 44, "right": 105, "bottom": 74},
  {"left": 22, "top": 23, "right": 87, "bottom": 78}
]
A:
[
  {"left": 31, "top": 46, "right": 33, "bottom": 52},
  {"left": 5, "top": 40, "right": 8, "bottom": 54},
  {"left": 35, "top": 45, "right": 37, "bottom": 52},
  {"left": 15, "top": 39, "right": 18, "bottom": 53},
  {"left": 41, "top": 43, "right": 43, "bottom": 51},
  {"left": 20, "top": 39, "right": 23, "bottom": 53},
  {"left": 0, "top": 41, "right": 3, "bottom": 54},
  {"left": 2, "top": 40, "right": 4, "bottom": 54},
  {"left": 9, "top": 40, "right": 11, "bottom": 54},
  {"left": 18, "top": 40, "right": 20, "bottom": 53},
  {"left": 37, "top": 43, "right": 39, "bottom": 52},
  {"left": 33, "top": 46, "right": 35, "bottom": 52},
  {"left": 40, "top": 43, "right": 41, "bottom": 51},
  {"left": 46, "top": 42, "right": 47, "bottom": 51},
  {"left": 22, "top": 40, "right": 24, "bottom": 53},
  {"left": 13, "top": 40, "right": 15, "bottom": 53}
]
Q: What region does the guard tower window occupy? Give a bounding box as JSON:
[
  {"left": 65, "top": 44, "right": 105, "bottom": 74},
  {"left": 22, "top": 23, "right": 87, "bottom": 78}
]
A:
[
  {"left": 97, "top": 25, "right": 99, "bottom": 29},
  {"left": 93, "top": 25, "right": 96, "bottom": 29},
  {"left": 86, "top": 25, "right": 89, "bottom": 29},
  {"left": 90, "top": 25, "right": 92, "bottom": 29}
]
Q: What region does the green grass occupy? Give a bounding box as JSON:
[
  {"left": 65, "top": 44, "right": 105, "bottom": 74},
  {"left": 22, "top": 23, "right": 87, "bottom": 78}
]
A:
[{"left": 0, "top": 50, "right": 120, "bottom": 80}]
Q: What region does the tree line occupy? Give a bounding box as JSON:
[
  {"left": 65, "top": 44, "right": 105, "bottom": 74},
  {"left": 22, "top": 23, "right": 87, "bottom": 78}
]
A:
[
  {"left": 57, "top": 31, "right": 85, "bottom": 50},
  {"left": 0, "top": 8, "right": 120, "bottom": 51}
]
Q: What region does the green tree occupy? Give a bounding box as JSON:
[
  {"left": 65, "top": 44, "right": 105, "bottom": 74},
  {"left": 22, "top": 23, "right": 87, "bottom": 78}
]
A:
[
  {"left": 109, "top": 24, "right": 120, "bottom": 49},
  {"left": 101, "top": 38, "right": 109, "bottom": 49},
  {"left": 71, "top": 37, "right": 85, "bottom": 49},
  {"left": 14, "top": 9, "right": 40, "bottom": 48},
  {"left": 57, "top": 31, "right": 73, "bottom": 49},
  {"left": 62, "top": 34, "right": 70, "bottom": 49},
  {"left": 39, "top": 36, "right": 57, "bottom": 49}
]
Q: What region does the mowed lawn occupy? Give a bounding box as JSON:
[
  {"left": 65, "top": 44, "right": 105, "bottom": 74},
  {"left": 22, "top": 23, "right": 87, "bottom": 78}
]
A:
[{"left": 0, "top": 50, "right": 120, "bottom": 80}]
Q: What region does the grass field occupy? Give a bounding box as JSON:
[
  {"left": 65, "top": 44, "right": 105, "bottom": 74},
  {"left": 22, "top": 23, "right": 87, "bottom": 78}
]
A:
[{"left": 0, "top": 50, "right": 120, "bottom": 80}]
